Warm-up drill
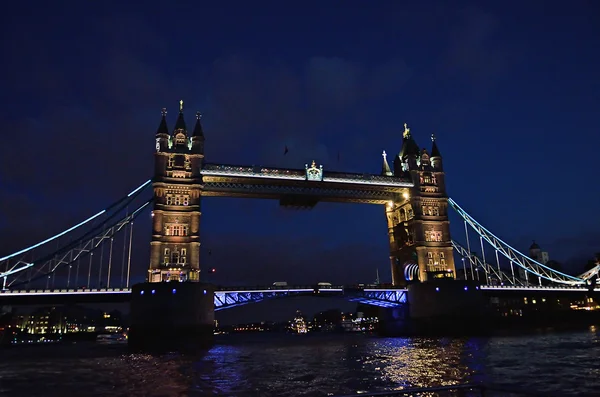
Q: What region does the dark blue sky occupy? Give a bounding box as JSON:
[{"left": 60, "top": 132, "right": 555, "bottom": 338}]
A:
[{"left": 1, "top": 0, "right": 600, "bottom": 298}]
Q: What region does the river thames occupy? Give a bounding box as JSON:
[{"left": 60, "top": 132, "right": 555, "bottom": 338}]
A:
[{"left": 0, "top": 328, "right": 598, "bottom": 396}]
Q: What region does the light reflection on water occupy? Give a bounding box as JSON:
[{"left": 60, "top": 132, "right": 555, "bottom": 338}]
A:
[{"left": 0, "top": 329, "right": 598, "bottom": 397}]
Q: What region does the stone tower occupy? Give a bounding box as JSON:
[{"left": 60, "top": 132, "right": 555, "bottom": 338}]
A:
[
  {"left": 148, "top": 101, "right": 205, "bottom": 283},
  {"left": 384, "top": 124, "right": 456, "bottom": 286}
]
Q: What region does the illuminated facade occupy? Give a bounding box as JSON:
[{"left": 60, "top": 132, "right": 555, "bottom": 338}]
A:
[
  {"left": 385, "top": 124, "right": 456, "bottom": 285},
  {"left": 149, "top": 101, "right": 204, "bottom": 283},
  {"left": 147, "top": 103, "right": 452, "bottom": 286}
]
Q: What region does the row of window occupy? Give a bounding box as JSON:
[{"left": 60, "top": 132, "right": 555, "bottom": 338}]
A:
[
  {"left": 166, "top": 194, "right": 190, "bottom": 206},
  {"left": 165, "top": 224, "right": 189, "bottom": 236},
  {"left": 425, "top": 230, "right": 443, "bottom": 242},
  {"left": 422, "top": 206, "right": 440, "bottom": 216},
  {"left": 167, "top": 156, "right": 191, "bottom": 168},
  {"left": 421, "top": 174, "right": 437, "bottom": 185},
  {"left": 163, "top": 248, "right": 187, "bottom": 265},
  {"left": 427, "top": 251, "right": 446, "bottom": 266}
]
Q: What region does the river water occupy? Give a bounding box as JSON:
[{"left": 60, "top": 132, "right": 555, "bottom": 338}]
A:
[{"left": 0, "top": 328, "right": 599, "bottom": 396}]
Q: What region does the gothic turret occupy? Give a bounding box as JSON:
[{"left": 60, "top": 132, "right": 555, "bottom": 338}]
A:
[
  {"left": 191, "top": 111, "right": 205, "bottom": 155},
  {"left": 430, "top": 134, "right": 443, "bottom": 171},
  {"left": 381, "top": 150, "right": 393, "bottom": 176},
  {"left": 172, "top": 100, "right": 188, "bottom": 148},
  {"left": 155, "top": 108, "right": 170, "bottom": 152},
  {"left": 399, "top": 123, "right": 420, "bottom": 171}
]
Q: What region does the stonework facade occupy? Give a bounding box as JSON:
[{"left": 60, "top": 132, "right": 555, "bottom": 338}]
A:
[
  {"left": 384, "top": 126, "right": 456, "bottom": 286},
  {"left": 148, "top": 105, "right": 205, "bottom": 283}
]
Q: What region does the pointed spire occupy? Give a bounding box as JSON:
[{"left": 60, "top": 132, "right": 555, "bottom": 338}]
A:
[
  {"left": 192, "top": 111, "right": 204, "bottom": 138},
  {"left": 399, "top": 122, "right": 420, "bottom": 158},
  {"left": 431, "top": 133, "right": 442, "bottom": 157},
  {"left": 381, "top": 150, "right": 392, "bottom": 176},
  {"left": 156, "top": 108, "right": 169, "bottom": 135},
  {"left": 173, "top": 99, "right": 187, "bottom": 131}
]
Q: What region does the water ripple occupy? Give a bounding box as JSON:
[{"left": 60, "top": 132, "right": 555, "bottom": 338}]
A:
[{"left": 0, "top": 329, "right": 598, "bottom": 396}]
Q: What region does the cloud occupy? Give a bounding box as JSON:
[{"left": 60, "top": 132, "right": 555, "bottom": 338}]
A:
[{"left": 441, "top": 6, "right": 518, "bottom": 89}]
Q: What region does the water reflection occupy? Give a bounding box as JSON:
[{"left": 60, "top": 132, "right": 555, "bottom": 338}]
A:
[{"left": 0, "top": 331, "right": 598, "bottom": 396}]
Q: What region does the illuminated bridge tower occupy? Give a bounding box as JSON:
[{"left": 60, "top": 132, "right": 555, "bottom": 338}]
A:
[
  {"left": 149, "top": 101, "right": 205, "bottom": 283},
  {"left": 386, "top": 124, "right": 456, "bottom": 285}
]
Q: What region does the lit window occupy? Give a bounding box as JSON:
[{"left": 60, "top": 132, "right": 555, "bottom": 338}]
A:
[
  {"left": 164, "top": 248, "right": 170, "bottom": 256},
  {"left": 440, "top": 252, "right": 445, "bottom": 259},
  {"left": 181, "top": 248, "right": 187, "bottom": 256},
  {"left": 166, "top": 195, "right": 173, "bottom": 205},
  {"left": 168, "top": 157, "right": 175, "bottom": 167},
  {"left": 166, "top": 224, "right": 189, "bottom": 236},
  {"left": 428, "top": 252, "right": 433, "bottom": 258}
]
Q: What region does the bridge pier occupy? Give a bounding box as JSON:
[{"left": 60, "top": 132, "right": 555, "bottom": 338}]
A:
[
  {"left": 129, "top": 282, "right": 214, "bottom": 351},
  {"left": 378, "top": 281, "right": 488, "bottom": 336},
  {"left": 405, "top": 280, "right": 488, "bottom": 336}
]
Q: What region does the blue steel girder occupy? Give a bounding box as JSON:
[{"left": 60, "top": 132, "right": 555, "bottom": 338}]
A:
[
  {"left": 346, "top": 288, "right": 408, "bottom": 308},
  {"left": 213, "top": 289, "right": 314, "bottom": 311}
]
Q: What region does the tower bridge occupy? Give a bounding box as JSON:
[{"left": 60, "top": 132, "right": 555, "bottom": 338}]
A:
[{"left": 1, "top": 101, "right": 599, "bottom": 345}]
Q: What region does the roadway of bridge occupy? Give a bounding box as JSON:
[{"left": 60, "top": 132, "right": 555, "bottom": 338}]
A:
[{"left": 0, "top": 284, "right": 597, "bottom": 306}]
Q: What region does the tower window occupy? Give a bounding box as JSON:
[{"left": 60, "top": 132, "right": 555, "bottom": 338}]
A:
[
  {"left": 164, "top": 248, "right": 170, "bottom": 256},
  {"left": 168, "top": 156, "right": 175, "bottom": 167},
  {"left": 440, "top": 252, "right": 445, "bottom": 259},
  {"left": 166, "top": 194, "right": 190, "bottom": 206},
  {"left": 175, "top": 133, "right": 186, "bottom": 145},
  {"left": 432, "top": 207, "right": 440, "bottom": 216},
  {"left": 165, "top": 224, "right": 189, "bottom": 236},
  {"left": 428, "top": 252, "right": 433, "bottom": 258},
  {"left": 425, "top": 231, "right": 442, "bottom": 242},
  {"left": 181, "top": 248, "right": 187, "bottom": 256}
]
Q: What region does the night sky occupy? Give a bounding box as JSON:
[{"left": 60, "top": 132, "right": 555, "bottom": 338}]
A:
[{"left": 2, "top": 1, "right": 600, "bottom": 321}]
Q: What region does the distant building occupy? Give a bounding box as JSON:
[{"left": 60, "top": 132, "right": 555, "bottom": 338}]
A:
[{"left": 519, "top": 241, "right": 551, "bottom": 282}]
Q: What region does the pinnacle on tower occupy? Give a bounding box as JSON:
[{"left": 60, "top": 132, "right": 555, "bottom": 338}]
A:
[
  {"left": 156, "top": 108, "right": 169, "bottom": 136},
  {"left": 399, "top": 123, "right": 420, "bottom": 158},
  {"left": 173, "top": 99, "right": 187, "bottom": 132},
  {"left": 431, "top": 133, "right": 442, "bottom": 157},
  {"left": 381, "top": 150, "right": 393, "bottom": 176},
  {"left": 192, "top": 111, "right": 204, "bottom": 138}
]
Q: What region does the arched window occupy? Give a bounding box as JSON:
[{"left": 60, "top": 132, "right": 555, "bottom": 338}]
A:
[{"left": 171, "top": 251, "right": 180, "bottom": 264}]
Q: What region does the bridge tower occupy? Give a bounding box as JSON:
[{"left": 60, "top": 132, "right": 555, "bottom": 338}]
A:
[
  {"left": 386, "top": 124, "right": 456, "bottom": 285},
  {"left": 148, "top": 101, "right": 205, "bottom": 283}
]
